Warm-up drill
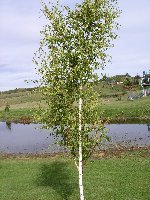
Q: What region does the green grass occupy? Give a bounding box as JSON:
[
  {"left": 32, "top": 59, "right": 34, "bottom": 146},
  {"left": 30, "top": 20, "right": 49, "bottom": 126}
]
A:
[
  {"left": 0, "top": 152, "right": 150, "bottom": 200},
  {"left": 97, "top": 95, "right": 150, "bottom": 122},
  {"left": 94, "top": 82, "right": 127, "bottom": 97},
  {"left": 1, "top": 95, "right": 150, "bottom": 123},
  {"left": 0, "top": 86, "right": 150, "bottom": 123},
  {"left": 0, "top": 109, "right": 35, "bottom": 123},
  {"left": 0, "top": 90, "right": 41, "bottom": 110}
]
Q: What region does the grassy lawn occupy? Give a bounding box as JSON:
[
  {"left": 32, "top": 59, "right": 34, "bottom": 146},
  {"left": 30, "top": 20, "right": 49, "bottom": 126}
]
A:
[
  {"left": 0, "top": 86, "right": 150, "bottom": 123},
  {"left": 1, "top": 96, "right": 150, "bottom": 123},
  {"left": 99, "top": 95, "right": 150, "bottom": 122},
  {"left": 0, "top": 108, "right": 34, "bottom": 123},
  {"left": 0, "top": 151, "right": 150, "bottom": 200},
  {"left": 0, "top": 96, "right": 150, "bottom": 123}
]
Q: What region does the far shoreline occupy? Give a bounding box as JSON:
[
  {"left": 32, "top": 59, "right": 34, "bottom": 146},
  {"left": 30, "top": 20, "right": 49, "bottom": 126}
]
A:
[{"left": 0, "top": 116, "right": 150, "bottom": 124}]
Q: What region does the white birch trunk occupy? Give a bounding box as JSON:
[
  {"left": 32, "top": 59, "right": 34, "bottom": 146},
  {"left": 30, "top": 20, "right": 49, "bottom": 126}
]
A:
[{"left": 79, "top": 86, "right": 84, "bottom": 200}]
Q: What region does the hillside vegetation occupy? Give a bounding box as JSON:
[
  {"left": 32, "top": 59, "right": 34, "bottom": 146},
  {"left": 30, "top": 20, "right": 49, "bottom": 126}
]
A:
[{"left": 0, "top": 83, "right": 150, "bottom": 123}]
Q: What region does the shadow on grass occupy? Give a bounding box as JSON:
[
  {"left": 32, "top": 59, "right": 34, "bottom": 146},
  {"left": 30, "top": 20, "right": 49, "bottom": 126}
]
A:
[{"left": 37, "top": 161, "right": 78, "bottom": 200}]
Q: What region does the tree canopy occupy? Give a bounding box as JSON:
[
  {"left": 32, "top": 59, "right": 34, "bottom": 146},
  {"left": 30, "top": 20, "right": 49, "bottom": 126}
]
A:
[
  {"left": 33, "top": 1, "right": 120, "bottom": 199},
  {"left": 33, "top": 0, "right": 120, "bottom": 161}
]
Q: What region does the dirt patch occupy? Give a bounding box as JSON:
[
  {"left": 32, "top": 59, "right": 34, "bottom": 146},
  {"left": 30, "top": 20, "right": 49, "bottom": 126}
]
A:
[{"left": 1, "top": 147, "right": 150, "bottom": 160}]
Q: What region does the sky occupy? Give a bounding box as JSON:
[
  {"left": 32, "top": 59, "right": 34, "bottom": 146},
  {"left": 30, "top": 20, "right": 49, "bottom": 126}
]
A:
[{"left": 0, "top": 0, "right": 150, "bottom": 91}]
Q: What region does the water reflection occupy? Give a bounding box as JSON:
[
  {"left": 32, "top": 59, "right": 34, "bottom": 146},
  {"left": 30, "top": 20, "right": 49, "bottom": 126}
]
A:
[
  {"left": 0, "top": 123, "right": 150, "bottom": 154},
  {"left": 147, "top": 124, "right": 150, "bottom": 132},
  {"left": 6, "top": 121, "right": 11, "bottom": 130},
  {"left": 0, "top": 123, "right": 64, "bottom": 154}
]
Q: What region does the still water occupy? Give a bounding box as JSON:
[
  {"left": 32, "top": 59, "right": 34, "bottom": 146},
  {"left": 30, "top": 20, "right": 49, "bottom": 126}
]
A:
[{"left": 0, "top": 122, "right": 150, "bottom": 154}]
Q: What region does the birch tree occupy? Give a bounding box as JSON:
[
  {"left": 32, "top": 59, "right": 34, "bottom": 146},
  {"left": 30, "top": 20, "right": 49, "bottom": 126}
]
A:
[{"left": 33, "top": 0, "right": 120, "bottom": 199}]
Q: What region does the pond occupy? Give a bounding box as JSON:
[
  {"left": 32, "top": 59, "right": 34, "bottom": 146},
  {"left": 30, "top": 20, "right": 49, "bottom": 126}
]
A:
[{"left": 0, "top": 122, "right": 150, "bottom": 154}]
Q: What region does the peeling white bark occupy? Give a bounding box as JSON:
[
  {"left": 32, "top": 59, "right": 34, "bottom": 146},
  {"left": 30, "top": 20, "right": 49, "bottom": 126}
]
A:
[{"left": 79, "top": 86, "right": 84, "bottom": 200}]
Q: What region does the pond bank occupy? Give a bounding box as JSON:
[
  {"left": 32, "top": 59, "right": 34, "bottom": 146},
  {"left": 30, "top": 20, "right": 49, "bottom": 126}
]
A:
[
  {"left": 109, "top": 116, "right": 150, "bottom": 124},
  {"left": 1, "top": 115, "right": 150, "bottom": 124},
  {"left": 1, "top": 147, "right": 150, "bottom": 159}
]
